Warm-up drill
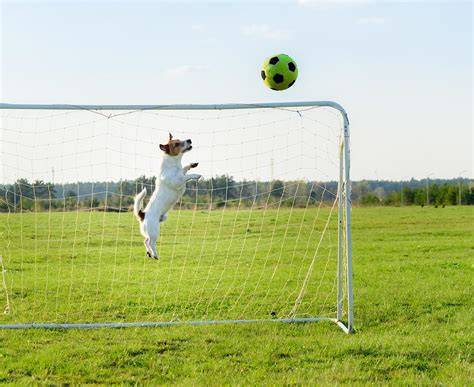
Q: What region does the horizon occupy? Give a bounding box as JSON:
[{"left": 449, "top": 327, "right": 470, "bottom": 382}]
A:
[{"left": 2, "top": 175, "right": 470, "bottom": 186}]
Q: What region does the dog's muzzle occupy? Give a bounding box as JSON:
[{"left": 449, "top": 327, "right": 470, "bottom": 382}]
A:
[{"left": 183, "top": 139, "right": 192, "bottom": 152}]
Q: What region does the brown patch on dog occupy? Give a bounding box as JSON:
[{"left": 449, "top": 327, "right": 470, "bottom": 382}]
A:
[
  {"left": 167, "top": 140, "right": 182, "bottom": 156},
  {"left": 138, "top": 209, "right": 145, "bottom": 221},
  {"left": 159, "top": 133, "right": 184, "bottom": 157},
  {"left": 159, "top": 143, "right": 170, "bottom": 153}
]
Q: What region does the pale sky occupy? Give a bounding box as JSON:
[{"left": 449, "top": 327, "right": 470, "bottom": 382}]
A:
[{"left": 1, "top": 0, "right": 472, "bottom": 182}]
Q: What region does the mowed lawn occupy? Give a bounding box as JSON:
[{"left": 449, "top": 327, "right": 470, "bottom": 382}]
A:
[
  {"left": 0, "top": 206, "right": 342, "bottom": 324},
  {"left": 0, "top": 206, "right": 472, "bottom": 384}
]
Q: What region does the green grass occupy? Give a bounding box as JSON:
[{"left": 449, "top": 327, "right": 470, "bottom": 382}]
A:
[
  {"left": 0, "top": 207, "right": 340, "bottom": 323},
  {"left": 0, "top": 206, "right": 472, "bottom": 384}
]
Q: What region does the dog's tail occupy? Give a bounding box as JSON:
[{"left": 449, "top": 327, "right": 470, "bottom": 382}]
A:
[{"left": 133, "top": 188, "right": 147, "bottom": 222}]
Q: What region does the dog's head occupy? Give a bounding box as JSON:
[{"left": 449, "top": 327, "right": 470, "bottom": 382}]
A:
[{"left": 159, "top": 133, "right": 192, "bottom": 156}]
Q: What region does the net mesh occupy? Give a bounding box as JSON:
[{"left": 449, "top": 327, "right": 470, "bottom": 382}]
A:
[{"left": 0, "top": 105, "right": 349, "bottom": 325}]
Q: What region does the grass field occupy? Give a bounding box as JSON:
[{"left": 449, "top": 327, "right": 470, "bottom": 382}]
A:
[
  {"left": 0, "top": 206, "right": 472, "bottom": 384},
  {"left": 0, "top": 206, "right": 343, "bottom": 324}
]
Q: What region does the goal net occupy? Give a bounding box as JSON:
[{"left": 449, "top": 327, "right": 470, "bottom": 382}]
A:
[{"left": 0, "top": 102, "right": 353, "bottom": 332}]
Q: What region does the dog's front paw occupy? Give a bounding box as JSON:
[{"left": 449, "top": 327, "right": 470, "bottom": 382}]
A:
[{"left": 190, "top": 162, "right": 199, "bottom": 169}]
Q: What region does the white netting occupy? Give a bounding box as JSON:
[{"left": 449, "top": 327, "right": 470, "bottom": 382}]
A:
[{"left": 0, "top": 104, "right": 350, "bottom": 325}]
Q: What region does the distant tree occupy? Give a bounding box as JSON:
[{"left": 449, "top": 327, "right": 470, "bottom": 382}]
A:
[
  {"left": 65, "top": 190, "right": 76, "bottom": 198},
  {"left": 271, "top": 180, "right": 285, "bottom": 198},
  {"left": 352, "top": 180, "right": 370, "bottom": 204},
  {"left": 360, "top": 194, "right": 380, "bottom": 206},
  {"left": 462, "top": 184, "right": 474, "bottom": 205},
  {"left": 374, "top": 187, "right": 386, "bottom": 205},
  {"left": 3, "top": 176, "right": 472, "bottom": 211}
]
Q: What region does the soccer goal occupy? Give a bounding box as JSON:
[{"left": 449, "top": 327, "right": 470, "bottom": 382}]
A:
[{"left": 0, "top": 101, "right": 354, "bottom": 333}]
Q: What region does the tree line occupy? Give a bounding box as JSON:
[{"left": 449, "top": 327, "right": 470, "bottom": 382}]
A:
[{"left": 0, "top": 176, "right": 472, "bottom": 212}]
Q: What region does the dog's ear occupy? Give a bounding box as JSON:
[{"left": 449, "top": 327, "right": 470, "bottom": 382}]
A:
[
  {"left": 159, "top": 144, "right": 170, "bottom": 154},
  {"left": 168, "top": 132, "right": 173, "bottom": 141}
]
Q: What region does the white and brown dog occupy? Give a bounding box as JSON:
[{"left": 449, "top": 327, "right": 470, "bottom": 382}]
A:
[{"left": 133, "top": 133, "right": 201, "bottom": 259}]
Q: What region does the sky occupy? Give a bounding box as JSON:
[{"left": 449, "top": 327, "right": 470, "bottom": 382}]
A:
[{"left": 0, "top": 0, "right": 472, "bottom": 182}]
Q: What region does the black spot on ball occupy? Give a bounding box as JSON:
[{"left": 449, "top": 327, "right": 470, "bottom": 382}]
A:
[
  {"left": 273, "top": 73, "right": 284, "bottom": 84},
  {"left": 288, "top": 62, "right": 296, "bottom": 72},
  {"left": 261, "top": 70, "right": 266, "bottom": 80},
  {"left": 288, "top": 80, "right": 295, "bottom": 88},
  {"left": 269, "top": 56, "right": 279, "bottom": 65}
]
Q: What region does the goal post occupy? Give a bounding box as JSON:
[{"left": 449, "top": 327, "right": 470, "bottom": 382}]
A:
[{"left": 0, "top": 101, "right": 354, "bottom": 333}]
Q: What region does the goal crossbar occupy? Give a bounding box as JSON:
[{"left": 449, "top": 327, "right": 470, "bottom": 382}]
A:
[
  {"left": 0, "top": 101, "right": 347, "bottom": 113},
  {"left": 0, "top": 100, "right": 354, "bottom": 333}
]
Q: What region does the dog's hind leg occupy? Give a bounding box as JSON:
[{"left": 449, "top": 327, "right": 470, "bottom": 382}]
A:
[
  {"left": 140, "top": 222, "right": 153, "bottom": 257},
  {"left": 142, "top": 219, "right": 160, "bottom": 259},
  {"left": 144, "top": 238, "right": 152, "bottom": 257},
  {"left": 146, "top": 222, "right": 160, "bottom": 259},
  {"left": 149, "top": 237, "right": 159, "bottom": 259}
]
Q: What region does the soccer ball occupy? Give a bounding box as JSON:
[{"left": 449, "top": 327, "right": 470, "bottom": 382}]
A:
[{"left": 261, "top": 53, "right": 298, "bottom": 91}]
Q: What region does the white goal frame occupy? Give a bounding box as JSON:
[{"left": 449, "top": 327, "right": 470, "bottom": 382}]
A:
[{"left": 0, "top": 101, "right": 354, "bottom": 333}]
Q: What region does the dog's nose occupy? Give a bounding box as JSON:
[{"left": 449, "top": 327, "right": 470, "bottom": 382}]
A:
[{"left": 187, "top": 139, "right": 192, "bottom": 144}]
